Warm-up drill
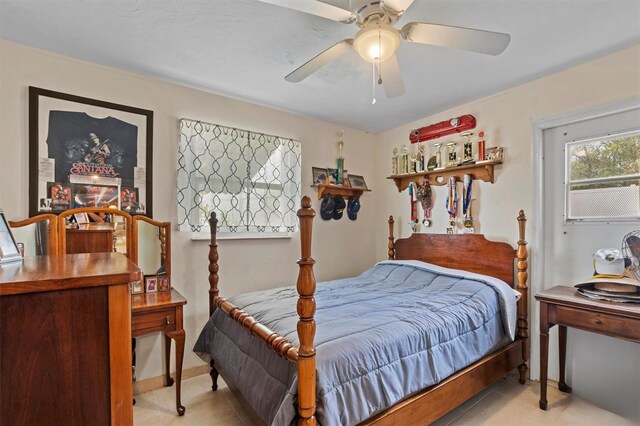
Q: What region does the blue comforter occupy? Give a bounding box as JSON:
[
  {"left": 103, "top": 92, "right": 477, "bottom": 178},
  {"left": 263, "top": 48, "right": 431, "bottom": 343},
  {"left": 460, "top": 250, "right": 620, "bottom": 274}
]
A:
[{"left": 194, "top": 260, "right": 517, "bottom": 426}]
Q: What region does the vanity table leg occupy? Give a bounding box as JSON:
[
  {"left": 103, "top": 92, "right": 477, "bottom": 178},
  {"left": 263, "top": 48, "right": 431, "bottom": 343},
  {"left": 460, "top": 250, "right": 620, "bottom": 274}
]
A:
[
  {"left": 163, "top": 333, "right": 174, "bottom": 386},
  {"left": 539, "top": 302, "right": 549, "bottom": 410},
  {"left": 558, "top": 325, "right": 572, "bottom": 393},
  {"left": 167, "top": 329, "right": 186, "bottom": 415}
]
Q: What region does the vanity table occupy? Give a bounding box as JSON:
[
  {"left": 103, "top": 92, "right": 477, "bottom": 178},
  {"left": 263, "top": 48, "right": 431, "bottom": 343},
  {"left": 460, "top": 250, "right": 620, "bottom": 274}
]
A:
[
  {"left": 131, "top": 289, "right": 187, "bottom": 415},
  {"left": 131, "top": 216, "right": 186, "bottom": 415}
]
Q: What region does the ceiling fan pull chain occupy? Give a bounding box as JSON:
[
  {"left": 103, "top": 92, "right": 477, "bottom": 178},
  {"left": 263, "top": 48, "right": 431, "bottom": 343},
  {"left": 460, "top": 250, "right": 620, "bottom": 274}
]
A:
[
  {"left": 377, "top": 26, "right": 383, "bottom": 86},
  {"left": 372, "top": 62, "right": 377, "bottom": 105}
]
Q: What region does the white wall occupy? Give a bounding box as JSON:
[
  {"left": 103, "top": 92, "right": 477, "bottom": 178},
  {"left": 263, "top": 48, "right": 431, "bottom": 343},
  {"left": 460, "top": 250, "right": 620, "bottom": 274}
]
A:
[
  {"left": 374, "top": 45, "right": 640, "bottom": 421},
  {"left": 0, "top": 39, "right": 378, "bottom": 381}
]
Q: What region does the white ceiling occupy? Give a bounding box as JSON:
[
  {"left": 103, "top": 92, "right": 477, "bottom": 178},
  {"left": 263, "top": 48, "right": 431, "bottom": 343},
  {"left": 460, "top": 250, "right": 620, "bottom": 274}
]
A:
[{"left": 1, "top": 0, "right": 639, "bottom": 133}]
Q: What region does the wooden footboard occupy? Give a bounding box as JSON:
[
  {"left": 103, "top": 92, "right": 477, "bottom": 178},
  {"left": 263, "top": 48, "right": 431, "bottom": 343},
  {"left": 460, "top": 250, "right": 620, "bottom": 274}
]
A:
[
  {"left": 207, "top": 197, "right": 318, "bottom": 425},
  {"left": 207, "top": 200, "right": 528, "bottom": 426}
]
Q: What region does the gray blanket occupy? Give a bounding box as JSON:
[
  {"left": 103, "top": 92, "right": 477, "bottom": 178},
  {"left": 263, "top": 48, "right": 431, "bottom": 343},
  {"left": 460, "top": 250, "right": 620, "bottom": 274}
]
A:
[{"left": 194, "top": 260, "right": 517, "bottom": 425}]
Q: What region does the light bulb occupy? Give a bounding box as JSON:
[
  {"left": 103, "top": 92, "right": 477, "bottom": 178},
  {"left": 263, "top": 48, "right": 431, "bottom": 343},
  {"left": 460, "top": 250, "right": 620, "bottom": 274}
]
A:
[
  {"left": 368, "top": 45, "right": 381, "bottom": 61},
  {"left": 354, "top": 23, "right": 400, "bottom": 63}
]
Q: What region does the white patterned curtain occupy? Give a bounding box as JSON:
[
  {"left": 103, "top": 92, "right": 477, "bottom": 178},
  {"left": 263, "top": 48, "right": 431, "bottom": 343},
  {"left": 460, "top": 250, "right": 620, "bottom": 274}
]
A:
[{"left": 177, "top": 119, "right": 301, "bottom": 234}]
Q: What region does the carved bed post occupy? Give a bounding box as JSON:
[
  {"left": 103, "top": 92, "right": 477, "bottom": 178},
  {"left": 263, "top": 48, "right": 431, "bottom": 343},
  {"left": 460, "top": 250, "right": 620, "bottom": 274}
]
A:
[
  {"left": 388, "top": 216, "right": 395, "bottom": 260},
  {"left": 516, "top": 210, "right": 529, "bottom": 384},
  {"left": 208, "top": 211, "right": 220, "bottom": 391},
  {"left": 296, "top": 196, "right": 317, "bottom": 426}
]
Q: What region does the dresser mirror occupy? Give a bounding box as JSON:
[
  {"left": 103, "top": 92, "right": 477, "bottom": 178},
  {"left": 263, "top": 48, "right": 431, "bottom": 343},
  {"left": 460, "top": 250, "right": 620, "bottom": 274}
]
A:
[
  {"left": 8, "top": 214, "right": 59, "bottom": 256},
  {"left": 132, "top": 216, "right": 171, "bottom": 276},
  {"left": 58, "top": 208, "right": 133, "bottom": 257}
]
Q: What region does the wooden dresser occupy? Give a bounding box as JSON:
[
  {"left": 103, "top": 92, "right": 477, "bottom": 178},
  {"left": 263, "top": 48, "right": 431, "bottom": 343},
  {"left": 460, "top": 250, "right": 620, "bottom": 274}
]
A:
[
  {"left": 0, "top": 253, "right": 141, "bottom": 426},
  {"left": 66, "top": 222, "right": 117, "bottom": 254}
]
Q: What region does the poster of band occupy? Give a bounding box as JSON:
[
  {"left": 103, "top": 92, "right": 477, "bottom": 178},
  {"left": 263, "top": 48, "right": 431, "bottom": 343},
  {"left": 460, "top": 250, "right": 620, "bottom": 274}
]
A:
[{"left": 31, "top": 88, "right": 152, "bottom": 216}]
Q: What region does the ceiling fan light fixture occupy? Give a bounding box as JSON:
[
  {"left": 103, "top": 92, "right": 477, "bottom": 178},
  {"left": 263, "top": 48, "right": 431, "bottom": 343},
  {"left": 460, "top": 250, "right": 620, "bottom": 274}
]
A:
[{"left": 353, "top": 23, "right": 400, "bottom": 63}]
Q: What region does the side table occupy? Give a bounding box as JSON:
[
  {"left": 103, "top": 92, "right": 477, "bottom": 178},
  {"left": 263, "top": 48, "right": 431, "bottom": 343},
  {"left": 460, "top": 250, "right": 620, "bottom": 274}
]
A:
[
  {"left": 132, "top": 289, "right": 187, "bottom": 415},
  {"left": 535, "top": 285, "right": 640, "bottom": 410}
]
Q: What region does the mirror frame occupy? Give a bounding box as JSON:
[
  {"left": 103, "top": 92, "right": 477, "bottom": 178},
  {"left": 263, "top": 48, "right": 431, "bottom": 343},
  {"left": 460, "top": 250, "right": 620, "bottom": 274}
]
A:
[
  {"left": 132, "top": 216, "right": 171, "bottom": 276},
  {"left": 8, "top": 213, "right": 60, "bottom": 255}
]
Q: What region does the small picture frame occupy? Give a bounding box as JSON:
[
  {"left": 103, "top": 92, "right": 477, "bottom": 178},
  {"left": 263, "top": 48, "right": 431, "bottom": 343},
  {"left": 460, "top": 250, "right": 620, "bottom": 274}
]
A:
[
  {"left": 158, "top": 275, "right": 171, "bottom": 292},
  {"left": 131, "top": 280, "right": 144, "bottom": 294},
  {"left": 347, "top": 174, "right": 368, "bottom": 190},
  {"left": 486, "top": 147, "right": 504, "bottom": 161},
  {"left": 145, "top": 276, "right": 158, "bottom": 293},
  {"left": 0, "top": 210, "right": 22, "bottom": 264},
  {"left": 74, "top": 212, "right": 90, "bottom": 224},
  {"left": 327, "top": 168, "right": 348, "bottom": 185},
  {"left": 312, "top": 167, "right": 328, "bottom": 185}
]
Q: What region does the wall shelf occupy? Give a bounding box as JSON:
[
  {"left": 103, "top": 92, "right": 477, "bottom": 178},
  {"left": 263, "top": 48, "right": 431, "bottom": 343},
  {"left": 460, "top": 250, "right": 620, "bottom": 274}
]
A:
[
  {"left": 387, "top": 160, "right": 503, "bottom": 192},
  {"left": 311, "top": 184, "right": 371, "bottom": 200}
]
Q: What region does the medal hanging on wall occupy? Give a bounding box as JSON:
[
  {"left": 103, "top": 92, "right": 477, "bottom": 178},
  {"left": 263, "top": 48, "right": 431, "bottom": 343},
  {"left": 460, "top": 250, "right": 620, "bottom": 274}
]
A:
[
  {"left": 462, "top": 174, "right": 475, "bottom": 233},
  {"left": 408, "top": 182, "right": 419, "bottom": 232},
  {"left": 416, "top": 179, "right": 433, "bottom": 227},
  {"left": 446, "top": 177, "right": 458, "bottom": 234}
]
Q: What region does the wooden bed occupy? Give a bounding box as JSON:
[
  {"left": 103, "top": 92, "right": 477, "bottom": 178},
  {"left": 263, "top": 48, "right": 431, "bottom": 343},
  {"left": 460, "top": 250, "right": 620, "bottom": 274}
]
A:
[{"left": 206, "top": 196, "right": 529, "bottom": 426}]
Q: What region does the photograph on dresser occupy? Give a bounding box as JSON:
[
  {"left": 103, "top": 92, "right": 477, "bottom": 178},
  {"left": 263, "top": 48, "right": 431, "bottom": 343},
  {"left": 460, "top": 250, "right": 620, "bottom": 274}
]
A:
[
  {"left": 29, "top": 87, "right": 153, "bottom": 217},
  {"left": 131, "top": 280, "right": 144, "bottom": 294},
  {"left": 158, "top": 276, "right": 171, "bottom": 292},
  {"left": 144, "top": 276, "right": 158, "bottom": 293}
]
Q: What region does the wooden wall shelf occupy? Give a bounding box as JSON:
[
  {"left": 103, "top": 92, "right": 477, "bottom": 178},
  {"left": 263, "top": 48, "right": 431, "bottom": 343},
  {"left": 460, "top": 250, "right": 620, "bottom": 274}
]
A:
[
  {"left": 311, "top": 184, "right": 371, "bottom": 200},
  {"left": 387, "top": 160, "right": 503, "bottom": 192}
]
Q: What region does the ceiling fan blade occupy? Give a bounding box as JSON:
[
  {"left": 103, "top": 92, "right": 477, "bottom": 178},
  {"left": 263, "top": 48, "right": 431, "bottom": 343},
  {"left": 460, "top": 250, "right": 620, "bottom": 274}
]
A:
[
  {"left": 381, "top": 0, "right": 415, "bottom": 17},
  {"left": 401, "top": 22, "right": 511, "bottom": 55},
  {"left": 285, "top": 39, "right": 354, "bottom": 83},
  {"left": 377, "top": 54, "right": 405, "bottom": 98},
  {"left": 257, "top": 0, "right": 356, "bottom": 23}
]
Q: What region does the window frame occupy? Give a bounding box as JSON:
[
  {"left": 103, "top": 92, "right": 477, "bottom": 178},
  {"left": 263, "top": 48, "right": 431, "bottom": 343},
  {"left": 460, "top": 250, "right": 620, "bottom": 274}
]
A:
[{"left": 563, "top": 129, "right": 640, "bottom": 224}]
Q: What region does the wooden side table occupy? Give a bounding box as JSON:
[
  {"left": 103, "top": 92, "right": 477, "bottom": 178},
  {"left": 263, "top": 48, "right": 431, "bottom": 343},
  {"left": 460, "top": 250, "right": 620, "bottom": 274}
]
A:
[
  {"left": 535, "top": 286, "right": 640, "bottom": 410},
  {"left": 132, "top": 289, "right": 187, "bottom": 415}
]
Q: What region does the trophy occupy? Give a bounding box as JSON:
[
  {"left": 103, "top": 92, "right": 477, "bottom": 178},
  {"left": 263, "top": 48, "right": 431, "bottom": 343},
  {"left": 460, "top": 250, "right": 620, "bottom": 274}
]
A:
[
  {"left": 446, "top": 141, "right": 458, "bottom": 167},
  {"left": 337, "top": 130, "right": 344, "bottom": 185},
  {"left": 434, "top": 143, "right": 444, "bottom": 169},
  {"left": 416, "top": 145, "right": 425, "bottom": 172},
  {"left": 409, "top": 153, "right": 417, "bottom": 173},
  {"left": 392, "top": 147, "right": 399, "bottom": 175},
  {"left": 401, "top": 145, "right": 409, "bottom": 174},
  {"left": 461, "top": 131, "right": 474, "bottom": 164}
]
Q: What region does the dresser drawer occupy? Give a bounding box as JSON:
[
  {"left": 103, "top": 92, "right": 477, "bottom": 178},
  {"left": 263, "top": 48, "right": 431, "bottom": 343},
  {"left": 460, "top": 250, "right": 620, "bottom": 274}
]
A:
[
  {"left": 555, "top": 305, "right": 640, "bottom": 341},
  {"left": 132, "top": 308, "right": 176, "bottom": 334}
]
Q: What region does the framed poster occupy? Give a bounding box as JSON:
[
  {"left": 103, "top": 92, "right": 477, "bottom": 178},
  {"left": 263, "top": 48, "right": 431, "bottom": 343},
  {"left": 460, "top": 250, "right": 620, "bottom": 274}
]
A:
[{"left": 29, "top": 87, "right": 153, "bottom": 217}]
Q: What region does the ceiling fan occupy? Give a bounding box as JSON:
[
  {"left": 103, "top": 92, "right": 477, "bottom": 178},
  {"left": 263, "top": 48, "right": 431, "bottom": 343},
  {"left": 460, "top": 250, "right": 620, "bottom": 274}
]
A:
[{"left": 258, "top": 0, "right": 511, "bottom": 98}]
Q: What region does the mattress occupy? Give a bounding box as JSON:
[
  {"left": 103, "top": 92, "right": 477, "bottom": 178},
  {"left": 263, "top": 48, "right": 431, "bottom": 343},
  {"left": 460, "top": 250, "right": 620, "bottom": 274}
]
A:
[{"left": 194, "top": 260, "right": 517, "bottom": 426}]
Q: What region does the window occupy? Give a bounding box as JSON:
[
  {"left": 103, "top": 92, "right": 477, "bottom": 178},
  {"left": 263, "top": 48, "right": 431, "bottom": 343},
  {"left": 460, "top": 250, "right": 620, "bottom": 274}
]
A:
[
  {"left": 565, "top": 130, "right": 640, "bottom": 222},
  {"left": 177, "top": 119, "right": 301, "bottom": 237}
]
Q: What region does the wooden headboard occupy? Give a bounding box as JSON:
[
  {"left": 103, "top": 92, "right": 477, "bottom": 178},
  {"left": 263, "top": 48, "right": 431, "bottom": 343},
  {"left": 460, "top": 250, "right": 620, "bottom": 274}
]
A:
[{"left": 388, "top": 215, "right": 525, "bottom": 287}]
